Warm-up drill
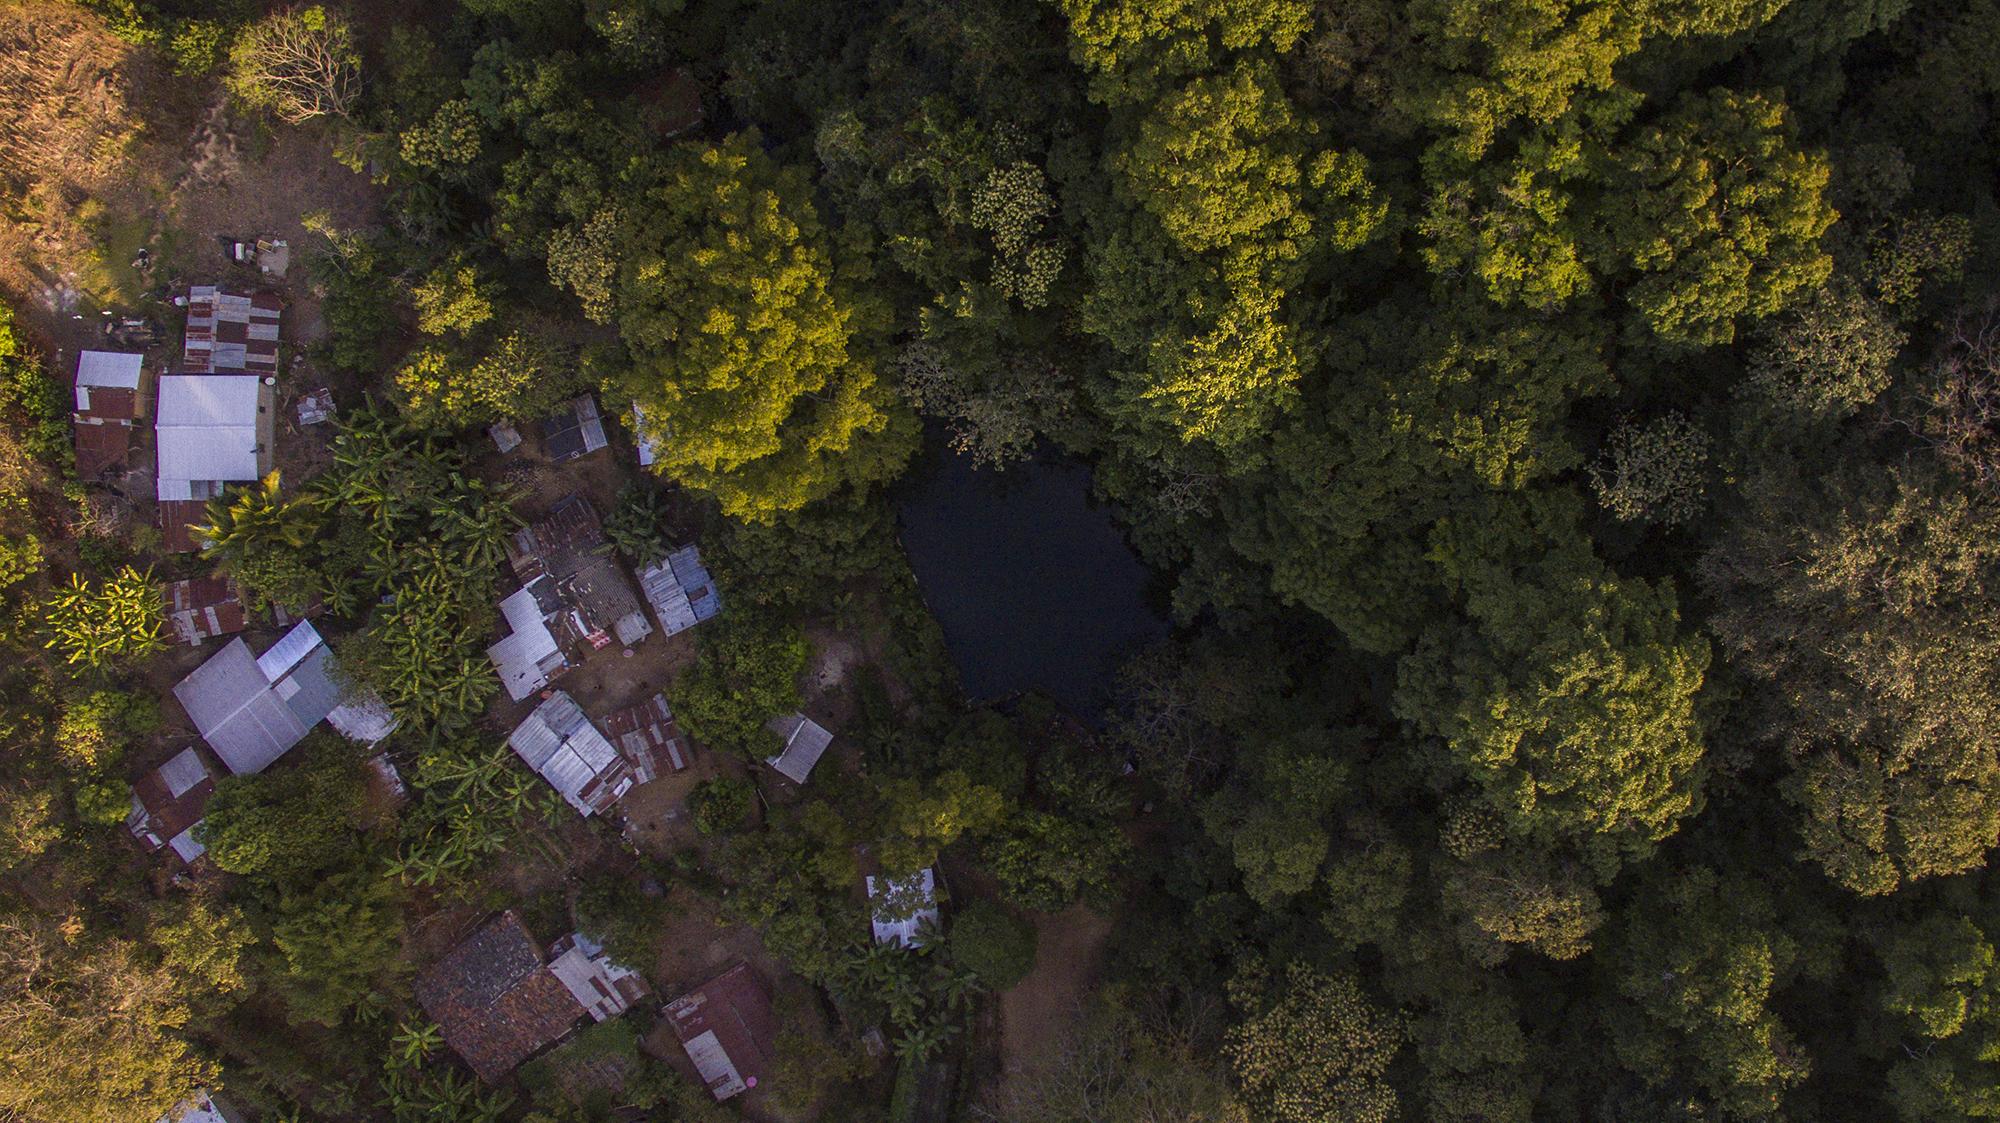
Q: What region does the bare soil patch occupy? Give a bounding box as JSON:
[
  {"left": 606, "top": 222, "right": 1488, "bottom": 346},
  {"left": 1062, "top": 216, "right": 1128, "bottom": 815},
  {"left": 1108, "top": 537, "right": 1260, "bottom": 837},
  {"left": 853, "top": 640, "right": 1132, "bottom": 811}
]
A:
[{"left": 995, "top": 901, "right": 1116, "bottom": 1084}]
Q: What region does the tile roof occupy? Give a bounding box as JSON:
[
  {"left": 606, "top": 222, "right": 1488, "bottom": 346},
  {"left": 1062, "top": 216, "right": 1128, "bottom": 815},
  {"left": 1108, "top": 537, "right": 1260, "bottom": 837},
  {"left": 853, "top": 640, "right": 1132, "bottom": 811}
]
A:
[
  {"left": 664, "top": 963, "right": 776, "bottom": 1101},
  {"left": 415, "top": 911, "right": 585, "bottom": 1083}
]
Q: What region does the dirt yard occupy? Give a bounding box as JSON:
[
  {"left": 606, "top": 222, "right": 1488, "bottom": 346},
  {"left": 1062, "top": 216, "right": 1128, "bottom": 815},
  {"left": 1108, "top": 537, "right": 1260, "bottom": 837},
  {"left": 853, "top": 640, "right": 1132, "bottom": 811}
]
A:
[
  {"left": 995, "top": 901, "right": 1117, "bottom": 1086},
  {"left": 0, "top": 3, "right": 380, "bottom": 360}
]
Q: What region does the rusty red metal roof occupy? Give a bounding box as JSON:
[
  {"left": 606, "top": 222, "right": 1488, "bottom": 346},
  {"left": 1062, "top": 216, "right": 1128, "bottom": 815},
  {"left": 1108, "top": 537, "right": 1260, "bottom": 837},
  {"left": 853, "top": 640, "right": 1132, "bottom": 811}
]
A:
[
  {"left": 72, "top": 418, "right": 133, "bottom": 478},
  {"left": 158, "top": 499, "right": 209, "bottom": 554},
  {"left": 165, "top": 576, "right": 247, "bottom": 645},
  {"left": 664, "top": 963, "right": 776, "bottom": 1100}
]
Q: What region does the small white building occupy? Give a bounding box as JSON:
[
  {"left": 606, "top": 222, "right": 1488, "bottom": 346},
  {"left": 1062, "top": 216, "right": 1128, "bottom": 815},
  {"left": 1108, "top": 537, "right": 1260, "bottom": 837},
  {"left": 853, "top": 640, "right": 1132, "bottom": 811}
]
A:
[
  {"left": 866, "top": 868, "right": 940, "bottom": 949},
  {"left": 764, "top": 712, "right": 833, "bottom": 785},
  {"left": 546, "top": 931, "right": 650, "bottom": 1021}
]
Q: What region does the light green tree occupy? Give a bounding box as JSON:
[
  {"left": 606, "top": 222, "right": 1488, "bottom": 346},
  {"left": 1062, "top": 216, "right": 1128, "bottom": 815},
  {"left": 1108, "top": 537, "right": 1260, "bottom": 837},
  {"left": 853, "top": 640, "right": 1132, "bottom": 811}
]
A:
[{"left": 612, "top": 132, "right": 917, "bottom": 521}]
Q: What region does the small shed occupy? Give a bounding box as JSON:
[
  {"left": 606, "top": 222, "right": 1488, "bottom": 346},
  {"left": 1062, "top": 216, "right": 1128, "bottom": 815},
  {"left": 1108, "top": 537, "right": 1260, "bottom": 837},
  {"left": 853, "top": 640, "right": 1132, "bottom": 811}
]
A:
[
  {"left": 546, "top": 932, "right": 650, "bottom": 1022},
  {"left": 539, "top": 394, "right": 609, "bottom": 463},
  {"left": 765, "top": 712, "right": 833, "bottom": 785},
  {"left": 508, "top": 691, "right": 636, "bottom": 817},
  {"left": 664, "top": 963, "right": 777, "bottom": 1101},
  {"left": 181, "top": 286, "right": 280, "bottom": 374},
  {"left": 638, "top": 544, "right": 721, "bottom": 637},
  {"left": 125, "top": 746, "right": 217, "bottom": 863},
  {"left": 631, "top": 402, "right": 665, "bottom": 467},
  {"left": 415, "top": 911, "right": 586, "bottom": 1083},
  {"left": 866, "top": 868, "right": 941, "bottom": 949},
  {"left": 155, "top": 1090, "right": 248, "bottom": 1123},
  {"left": 164, "top": 576, "right": 247, "bottom": 646},
  {"left": 296, "top": 386, "right": 336, "bottom": 426}
]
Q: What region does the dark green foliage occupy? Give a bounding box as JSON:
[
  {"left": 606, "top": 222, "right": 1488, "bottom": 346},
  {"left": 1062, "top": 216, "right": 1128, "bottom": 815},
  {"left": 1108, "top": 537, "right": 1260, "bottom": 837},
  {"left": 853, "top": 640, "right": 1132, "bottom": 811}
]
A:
[
  {"left": 670, "top": 612, "right": 808, "bottom": 758},
  {"left": 195, "top": 734, "right": 371, "bottom": 887},
  {"left": 688, "top": 776, "right": 755, "bottom": 835},
  {"left": 947, "top": 899, "right": 1036, "bottom": 989}
]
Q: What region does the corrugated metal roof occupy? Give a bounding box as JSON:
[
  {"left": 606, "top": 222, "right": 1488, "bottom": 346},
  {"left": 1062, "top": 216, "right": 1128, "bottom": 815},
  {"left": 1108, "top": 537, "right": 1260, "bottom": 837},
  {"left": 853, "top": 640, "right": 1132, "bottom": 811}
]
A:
[
  {"left": 155, "top": 375, "right": 266, "bottom": 496},
  {"left": 159, "top": 746, "right": 209, "bottom": 797},
  {"left": 541, "top": 395, "right": 610, "bottom": 462},
  {"left": 668, "top": 546, "right": 721, "bottom": 622},
  {"left": 507, "top": 692, "right": 630, "bottom": 817},
  {"left": 765, "top": 713, "right": 833, "bottom": 785},
  {"left": 639, "top": 560, "right": 698, "bottom": 634},
  {"left": 631, "top": 403, "right": 665, "bottom": 467},
  {"left": 173, "top": 624, "right": 349, "bottom": 775},
  {"left": 867, "top": 869, "right": 940, "bottom": 948},
  {"left": 665, "top": 963, "right": 775, "bottom": 1102},
  {"left": 256, "top": 619, "right": 322, "bottom": 680},
  {"left": 75, "top": 350, "right": 142, "bottom": 390},
  {"left": 182, "top": 286, "right": 281, "bottom": 375}
]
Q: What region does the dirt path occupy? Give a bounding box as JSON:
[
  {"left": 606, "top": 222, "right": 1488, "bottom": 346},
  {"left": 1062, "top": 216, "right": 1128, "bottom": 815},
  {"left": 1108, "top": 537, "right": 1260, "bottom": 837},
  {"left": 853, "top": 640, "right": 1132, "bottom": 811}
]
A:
[{"left": 996, "top": 901, "right": 1116, "bottom": 1081}]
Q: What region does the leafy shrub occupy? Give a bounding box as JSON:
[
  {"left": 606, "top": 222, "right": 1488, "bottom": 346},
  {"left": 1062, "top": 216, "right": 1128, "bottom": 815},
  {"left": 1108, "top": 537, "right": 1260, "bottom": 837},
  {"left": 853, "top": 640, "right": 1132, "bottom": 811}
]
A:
[
  {"left": 689, "top": 777, "right": 755, "bottom": 836},
  {"left": 947, "top": 899, "right": 1037, "bottom": 989}
]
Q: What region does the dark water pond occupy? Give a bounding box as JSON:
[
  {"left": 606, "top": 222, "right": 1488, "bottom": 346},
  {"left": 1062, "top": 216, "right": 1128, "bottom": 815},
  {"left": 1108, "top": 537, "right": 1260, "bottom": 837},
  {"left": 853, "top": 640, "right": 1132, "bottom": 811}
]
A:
[{"left": 896, "top": 442, "right": 1170, "bottom": 719}]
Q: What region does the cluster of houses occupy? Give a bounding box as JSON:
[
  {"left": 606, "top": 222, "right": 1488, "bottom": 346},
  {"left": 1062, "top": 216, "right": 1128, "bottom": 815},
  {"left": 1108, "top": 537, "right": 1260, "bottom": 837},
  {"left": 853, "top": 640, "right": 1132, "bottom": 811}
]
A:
[{"left": 87, "top": 284, "right": 924, "bottom": 1105}]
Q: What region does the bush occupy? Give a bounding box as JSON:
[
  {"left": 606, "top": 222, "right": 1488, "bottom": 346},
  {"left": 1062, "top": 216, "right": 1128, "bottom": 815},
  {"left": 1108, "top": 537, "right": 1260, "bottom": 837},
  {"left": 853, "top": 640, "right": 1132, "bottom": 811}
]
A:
[
  {"left": 948, "top": 899, "right": 1037, "bottom": 990},
  {"left": 73, "top": 778, "right": 132, "bottom": 826},
  {"left": 689, "top": 777, "right": 755, "bottom": 836}
]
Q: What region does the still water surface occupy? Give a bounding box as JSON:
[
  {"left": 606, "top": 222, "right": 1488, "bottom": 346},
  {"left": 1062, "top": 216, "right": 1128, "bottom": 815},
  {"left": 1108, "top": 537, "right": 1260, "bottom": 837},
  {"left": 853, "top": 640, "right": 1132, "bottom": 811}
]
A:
[{"left": 896, "top": 443, "right": 1169, "bottom": 719}]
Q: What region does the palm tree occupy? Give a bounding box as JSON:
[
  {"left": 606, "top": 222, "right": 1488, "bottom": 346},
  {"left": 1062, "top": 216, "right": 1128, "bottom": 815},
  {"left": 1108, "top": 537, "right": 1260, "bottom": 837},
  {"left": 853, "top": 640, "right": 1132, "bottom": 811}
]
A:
[{"left": 195, "top": 471, "right": 318, "bottom": 560}]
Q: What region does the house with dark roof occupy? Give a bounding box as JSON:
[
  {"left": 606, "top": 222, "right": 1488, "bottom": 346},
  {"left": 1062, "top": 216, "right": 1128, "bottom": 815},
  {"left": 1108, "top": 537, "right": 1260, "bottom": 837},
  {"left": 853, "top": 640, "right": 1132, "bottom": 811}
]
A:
[
  {"left": 125, "top": 746, "right": 217, "bottom": 864},
  {"left": 507, "top": 494, "right": 652, "bottom": 651},
  {"left": 664, "top": 963, "right": 778, "bottom": 1101},
  {"left": 181, "top": 286, "right": 281, "bottom": 375},
  {"left": 71, "top": 350, "right": 144, "bottom": 478},
  {"left": 415, "top": 911, "right": 588, "bottom": 1083},
  {"left": 508, "top": 691, "right": 645, "bottom": 817},
  {"left": 601, "top": 692, "right": 689, "bottom": 776},
  {"left": 538, "top": 394, "right": 609, "bottom": 463},
  {"left": 154, "top": 374, "right": 275, "bottom": 552},
  {"left": 164, "top": 576, "right": 248, "bottom": 646},
  {"left": 637, "top": 545, "right": 721, "bottom": 637},
  {"left": 172, "top": 620, "right": 395, "bottom": 775},
  {"left": 765, "top": 712, "right": 834, "bottom": 785}
]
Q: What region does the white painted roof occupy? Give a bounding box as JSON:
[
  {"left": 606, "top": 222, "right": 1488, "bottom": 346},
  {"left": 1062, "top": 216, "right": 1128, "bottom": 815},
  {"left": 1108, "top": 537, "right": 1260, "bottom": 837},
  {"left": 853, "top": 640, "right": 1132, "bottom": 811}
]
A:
[
  {"left": 255, "top": 619, "right": 322, "bottom": 680},
  {"left": 76, "top": 350, "right": 143, "bottom": 389},
  {"left": 158, "top": 746, "right": 208, "bottom": 798},
  {"left": 155, "top": 375, "right": 264, "bottom": 495},
  {"left": 867, "top": 868, "right": 940, "bottom": 948},
  {"left": 487, "top": 586, "right": 564, "bottom": 702}
]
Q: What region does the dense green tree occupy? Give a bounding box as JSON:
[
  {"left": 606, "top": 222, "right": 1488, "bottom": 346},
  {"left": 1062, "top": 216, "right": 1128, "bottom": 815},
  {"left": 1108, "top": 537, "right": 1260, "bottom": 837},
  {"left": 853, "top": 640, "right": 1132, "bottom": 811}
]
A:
[
  {"left": 1226, "top": 962, "right": 1404, "bottom": 1123},
  {"left": 610, "top": 132, "right": 918, "bottom": 520},
  {"left": 670, "top": 612, "right": 809, "bottom": 758},
  {"left": 1607, "top": 89, "right": 1835, "bottom": 346}
]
